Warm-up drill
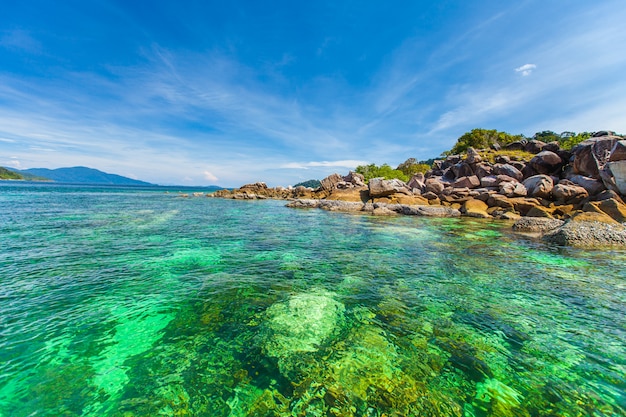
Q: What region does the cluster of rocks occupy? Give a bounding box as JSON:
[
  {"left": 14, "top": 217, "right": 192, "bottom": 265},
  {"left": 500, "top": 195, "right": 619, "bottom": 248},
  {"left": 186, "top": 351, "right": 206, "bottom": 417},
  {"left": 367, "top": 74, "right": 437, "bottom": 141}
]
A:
[{"left": 210, "top": 132, "right": 626, "bottom": 246}]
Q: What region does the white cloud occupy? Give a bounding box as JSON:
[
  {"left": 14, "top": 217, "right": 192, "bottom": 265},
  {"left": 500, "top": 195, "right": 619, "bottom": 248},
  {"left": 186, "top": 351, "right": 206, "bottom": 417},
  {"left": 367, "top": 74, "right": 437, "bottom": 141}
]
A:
[
  {"left": 280, "top": 160, "right": 368, "bottom": 170},
  {"left": 515, "top": 63, "right": 537, "bottom": 76},
  {"left": 203, "top": 170, "right": 218, "bottom": 181}
]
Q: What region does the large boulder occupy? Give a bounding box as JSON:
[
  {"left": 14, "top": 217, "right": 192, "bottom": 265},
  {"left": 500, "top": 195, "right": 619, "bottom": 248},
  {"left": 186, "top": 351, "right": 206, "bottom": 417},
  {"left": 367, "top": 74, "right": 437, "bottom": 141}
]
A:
[
  {"left": 463, "top": 198, "right": 490, "bottom": 218},
  {"left": 513, "top": 218, "right": 564, "bottom": 233},
  {"left": 480, "top": 175, "right": 498, "bottom": 188},
  {"left": 453, "top": 175, "right": 480, "bottom": 189},
  {"left": 523, "top": 175, "right": 554, "bottom": 199},
  {"left": 465, "top": 147, "right": 483, "bottom": 164},
  {"left": 342, "top": 171, "right": 365, "bottom": 187},
  {"left": 368, "top": 178, "right": 411, "bottom": 198},
  {"left": 606, "top": 160, "right": 626, "bottom": 196},
  {"left": 407, "top": 172, "right": 426, "bottom": 192},
  {"left": 609, "top": 140, "right": 626, "bottom": 162},
  {"left": 567, "top": 175, "right": 606, "bottom": 196},
  {"left": 320, "top": 173, "right": 344, "bottom": 192},
  {"left": 499, "top": 181, "right": 527, "bottom": 197},
  {"left": 493, "top": 164, "right": 523, "bottom": 182},
  {"left": 572, "top": 136, "right": 621, "bottom": 178},
  {"left": 585, "top": 198, "right": 626, "bottom": 223},
  {"left": 543, "top": 220, "right": 626, "bottom": 247},
  {"left": 552, "top": 181, "right": 588, "bottom": 203},
  {"left": 451, "top": 162, "right": 474, "bottom": 178},
  {"left": 529, "top": 151, "right": 563, "bottom": 175},
  {"left": 425, "top": 178, "right": 446, "bottom": 194},
  {"left": 524, "top": 139, "right": 546, "bottom": 154}
]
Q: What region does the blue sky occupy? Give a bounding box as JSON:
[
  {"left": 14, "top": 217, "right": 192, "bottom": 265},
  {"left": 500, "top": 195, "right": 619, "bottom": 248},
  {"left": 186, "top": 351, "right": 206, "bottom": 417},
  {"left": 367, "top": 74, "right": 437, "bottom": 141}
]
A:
[{"left": 1, "top": 0, "right": 625, "bottom": 186}]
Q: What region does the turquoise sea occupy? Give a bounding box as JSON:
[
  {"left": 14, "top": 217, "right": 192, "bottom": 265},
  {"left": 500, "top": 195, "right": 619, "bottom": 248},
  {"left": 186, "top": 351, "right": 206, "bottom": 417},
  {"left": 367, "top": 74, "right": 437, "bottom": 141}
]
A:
[{"left": 0, "top": 182, "right": 624, "bottom": 416}]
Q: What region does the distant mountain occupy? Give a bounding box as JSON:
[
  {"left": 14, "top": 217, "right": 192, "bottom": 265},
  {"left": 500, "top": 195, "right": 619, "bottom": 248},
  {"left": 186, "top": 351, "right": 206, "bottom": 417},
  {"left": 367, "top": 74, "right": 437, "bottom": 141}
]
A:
[
  {"left": 0, "top": 166, "right": 24, "bottom": 180},
  {"left": 8, "top": 166, "right": 153, "bottom": 185}
]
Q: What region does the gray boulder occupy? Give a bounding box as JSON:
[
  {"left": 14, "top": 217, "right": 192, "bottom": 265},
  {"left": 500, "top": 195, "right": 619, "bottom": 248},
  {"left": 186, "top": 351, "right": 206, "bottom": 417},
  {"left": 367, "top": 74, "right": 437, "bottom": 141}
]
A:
[
  {"left": 544, "top": 220, "right": 626, "bottom": 247},
  {"left": 342, "top": 171, "right": 365, "bottom": 187},
  {"left": 524, "top": 139, "right": 546, "bottom": 154},
  {"left": 368, "top": 178, "right": 411, "bottom": 198},
  {"left": 609, "top": 140, "right": 626, "bottom": 162},
  {"left": 320, "top": 173, "right": 344, "bottom": 191},
  {"left": 493, "top": 163, "right": 523, "bottom": 182},
  {"left": 465, "top": 147, "right": 482, "bottom": 164},
  {"left": 499, "top": 182, "right": 527, "bottom": 197},
  {"left": 523, "top": 175, "right": 554, "bottom": 199},
  {"left": 552, "top": 182, "right": 588, "bottom": 202},
  {"left": 572, "top": 136, "right": 621, "bottom": 178},
  {"left": 529, "top": 151, "right": 563, "bottom": 175},
  {"left": 425, "top": 178, "right": 446, "bottom": 194},
  {"left": 567, "top": 175, "right": 606, "bottom": 196},
  {"left": 407, "top": 172, "right": 426, "bottom": 192},
  {"left": 512, "top": 218, "right": 564, "bottom": 233},
  {"left": 453, "top": 175, "right": 480, "bottom": 189}
]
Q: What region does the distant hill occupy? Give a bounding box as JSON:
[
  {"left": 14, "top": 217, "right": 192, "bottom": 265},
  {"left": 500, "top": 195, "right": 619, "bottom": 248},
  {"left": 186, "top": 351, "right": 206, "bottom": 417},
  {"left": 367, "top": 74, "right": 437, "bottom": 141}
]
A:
[
  {"left": 294, "top": 179, "right": 321, "bottom": 188},
  {"left": 8, "top": 166, "right": 153, "bottom": 185},
  {"left": 0, "top": 166, "right": 24, "bottom": 180}
]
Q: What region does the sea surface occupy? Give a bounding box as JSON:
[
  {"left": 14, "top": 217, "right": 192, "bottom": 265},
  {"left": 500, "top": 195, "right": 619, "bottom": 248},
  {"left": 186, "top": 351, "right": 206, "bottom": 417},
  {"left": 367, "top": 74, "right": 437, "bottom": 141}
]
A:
[{"left": 0, "top": 182, "right": 624, "bottom": 416}]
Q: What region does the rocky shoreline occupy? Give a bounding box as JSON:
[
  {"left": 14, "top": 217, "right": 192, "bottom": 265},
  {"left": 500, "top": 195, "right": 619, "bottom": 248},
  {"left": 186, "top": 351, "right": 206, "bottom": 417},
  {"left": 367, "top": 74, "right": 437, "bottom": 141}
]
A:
[{"left": 210, "top": 132, "right": 626, "bottom": 247}]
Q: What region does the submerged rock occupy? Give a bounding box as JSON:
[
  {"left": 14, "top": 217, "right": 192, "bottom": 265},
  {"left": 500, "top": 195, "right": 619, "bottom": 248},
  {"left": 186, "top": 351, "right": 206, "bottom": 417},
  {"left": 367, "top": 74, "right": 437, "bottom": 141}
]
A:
[
  {"left": 512, "top": 218, "right": 565, "bottom": 233},
  {"left": 262, "top": 290, "right": 345, "bottom": 358},
  {"left": 543, "top": 220, "right": 626, "bottom": 246}
]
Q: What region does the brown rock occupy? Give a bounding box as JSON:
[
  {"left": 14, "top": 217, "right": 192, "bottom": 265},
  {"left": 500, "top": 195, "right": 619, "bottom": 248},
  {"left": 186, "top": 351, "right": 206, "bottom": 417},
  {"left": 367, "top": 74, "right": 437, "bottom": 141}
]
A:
[
  {"left": 320, "top": 173, "right": 344, "bottom": 192},
  {"left": 474, "top": 163, "right": 493, "bottom": 179},
  {"left": 499, "top": 182, "right": 527, "bottom": 197},
  {"left": 480, "top": 175, "right": 498, "bottom": 188},
  {"left": 552, "top": 182, "right": 588, "bottom": 203},
  {"left": 463, "top": 199, "right": 490, "bottom": 218},
  {"left": 609, "top": 140, "right": 626, "bottom": 162},
  {"left": 529, "top": 151, "right": 563, "bottom": 175},
  {"left": 326, "top": 188, "right": 369, "bottom": 202},
  {"left": 369, "top": 178, "right": 411, "bottom": 198},
  {"left": 526, "top": 206, "right": 555, "bottom": 218},
  {"left": 500, "top": 211, "right": 522, "bottom": 221},
  {"left": 572, "top": 136, "right": 621, "bottom": 178},
  {"left": 395, "top": 195, "right": 430, "bottom": 205},
  {"left": 407, "top": 173, "right": 426, "bottom": 191},
  {"left": 342, "top": 171, "right": 366, "bottom": 187},
  {"left": 570, "top": 211, "right": 618, "bottom": 224},
  {"left": 465, "top": 147, "right": 482, "bottom": 164},
  {"left": 525, "top": 139, "right": 546, "bottom": 154},
  {"left": 523, "top": 175, "right": 554, "bottom": 199},
  {"left": 453, "top": 175, "right": 480, "bottom": 189},
  {"left": 487, "top": 194, "right": 515, "bottom": 210},
  {"left": 567, "top": 175, "right": 606, "bottom": 196},
  {"left": 513, "top": 217, "right": 564, "bottom": 233},
  {"left": 493, "top": 164, "right": 523, "bottom": 181},
  {"left": 425, "top": 178, "right": 446, "bottom": 194},
  {"left": 594, "top": 198, "right": 626, "bottom": 222}
]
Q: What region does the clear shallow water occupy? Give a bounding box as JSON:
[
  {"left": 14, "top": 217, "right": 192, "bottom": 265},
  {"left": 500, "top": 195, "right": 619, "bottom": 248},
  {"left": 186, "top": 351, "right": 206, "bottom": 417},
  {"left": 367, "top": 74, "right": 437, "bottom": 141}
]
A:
[{"left": 0, "top": 183, "right": 624, "bottom": 417}]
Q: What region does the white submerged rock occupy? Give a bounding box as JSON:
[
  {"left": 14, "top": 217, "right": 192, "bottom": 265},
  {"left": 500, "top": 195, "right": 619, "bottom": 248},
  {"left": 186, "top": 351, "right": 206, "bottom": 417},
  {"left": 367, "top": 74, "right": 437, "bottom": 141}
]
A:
[{"left": 262, "top": 289, "right": 345, "bottom": 358}]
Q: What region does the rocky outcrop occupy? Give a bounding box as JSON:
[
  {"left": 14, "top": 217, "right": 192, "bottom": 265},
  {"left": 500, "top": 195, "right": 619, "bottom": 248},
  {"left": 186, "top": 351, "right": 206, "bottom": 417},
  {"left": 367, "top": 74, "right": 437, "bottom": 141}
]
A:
[
  {"left": 543, "top": 220, "right": 626, "bottom": 247},
  {"left": 368, "top": 178, "right": 411, "bottom": 198},
  {"left": 214, "top": 131, "right": 626, "bottom": 246}
]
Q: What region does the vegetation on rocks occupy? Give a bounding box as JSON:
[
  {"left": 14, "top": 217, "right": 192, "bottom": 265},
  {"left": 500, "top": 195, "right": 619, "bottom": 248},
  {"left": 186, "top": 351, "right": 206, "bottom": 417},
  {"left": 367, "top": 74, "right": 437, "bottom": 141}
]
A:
[{"left": 0, "top": 167, "right": 24, "bottom": 180}]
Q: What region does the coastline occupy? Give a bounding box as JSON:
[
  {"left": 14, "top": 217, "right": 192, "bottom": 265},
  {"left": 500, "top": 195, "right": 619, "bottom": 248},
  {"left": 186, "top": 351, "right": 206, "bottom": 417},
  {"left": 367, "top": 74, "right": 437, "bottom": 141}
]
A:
[{"left": 208, "top": 134, "right": 626, "bottom": 247}]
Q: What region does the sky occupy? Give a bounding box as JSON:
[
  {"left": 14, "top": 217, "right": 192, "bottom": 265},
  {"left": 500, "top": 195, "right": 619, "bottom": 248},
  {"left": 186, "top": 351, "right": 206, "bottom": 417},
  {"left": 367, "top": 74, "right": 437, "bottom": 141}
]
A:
[{"left": 1, "top": 0, "right": 625, "bottom": 187}]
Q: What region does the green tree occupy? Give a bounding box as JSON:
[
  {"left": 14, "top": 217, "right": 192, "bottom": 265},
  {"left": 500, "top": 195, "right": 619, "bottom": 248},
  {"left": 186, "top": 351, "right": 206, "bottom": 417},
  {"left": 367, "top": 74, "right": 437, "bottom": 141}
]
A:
[
  {"left": 355, "top": 163, "right": 408, "bottom": 183},
  {"left": 447, "top": 128, "right": 524, "bottom": 155},
  {"left": 396, "top": 158, "right": 432, "bottom": 177}
]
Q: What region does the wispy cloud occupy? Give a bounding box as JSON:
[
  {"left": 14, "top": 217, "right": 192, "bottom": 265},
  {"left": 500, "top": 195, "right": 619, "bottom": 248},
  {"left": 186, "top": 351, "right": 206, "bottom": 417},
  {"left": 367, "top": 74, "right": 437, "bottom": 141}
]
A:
[
  {"left": 280, "top": 160, "right": 368, "bottom": 169},
  {"left": 0, "top": 29, "right": 42, "bottom": 53},
  {"left": 515, "top": 63, "right": 536, "bottom": 76}
]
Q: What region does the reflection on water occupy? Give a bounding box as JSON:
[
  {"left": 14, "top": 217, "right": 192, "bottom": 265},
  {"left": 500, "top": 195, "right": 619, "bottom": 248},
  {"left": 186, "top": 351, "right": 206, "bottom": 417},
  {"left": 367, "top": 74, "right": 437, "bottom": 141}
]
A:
[{"left": 0, "top": 184, "right": 624, "bottom": 416}]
